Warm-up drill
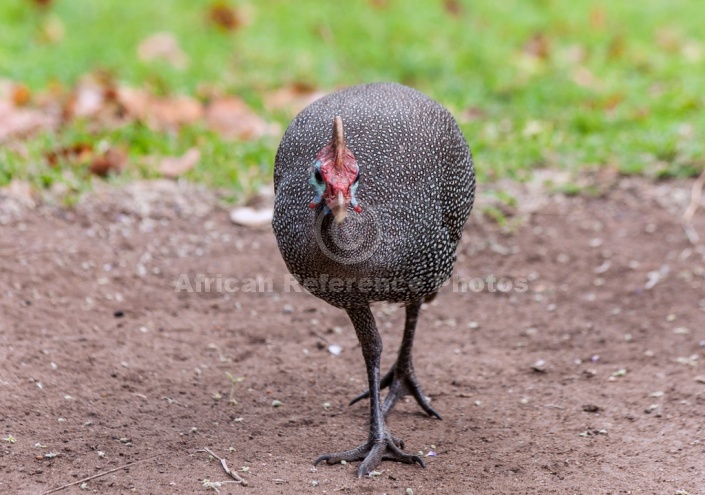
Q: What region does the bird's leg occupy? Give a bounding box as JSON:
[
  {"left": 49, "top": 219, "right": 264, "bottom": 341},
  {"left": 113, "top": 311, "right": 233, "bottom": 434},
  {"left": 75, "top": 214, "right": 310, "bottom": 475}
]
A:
[
  {"left": 349, "top": 299, "right": 442, "bottom": 419},
  {"left": 315, "top": 306, "right": 424, "bottom": 478}
]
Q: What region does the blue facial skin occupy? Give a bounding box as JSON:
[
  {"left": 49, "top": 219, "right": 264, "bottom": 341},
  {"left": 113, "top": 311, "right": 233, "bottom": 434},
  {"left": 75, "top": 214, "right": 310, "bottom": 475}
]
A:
[
  {"left": 350, "top": 179, "right": 360, "bottom": 210},
  {"left": 309, "top": 160, "right": 326, "bottom": 208},
  {"left": 310, "top": 159, "right": 361, "bottom": 215}
]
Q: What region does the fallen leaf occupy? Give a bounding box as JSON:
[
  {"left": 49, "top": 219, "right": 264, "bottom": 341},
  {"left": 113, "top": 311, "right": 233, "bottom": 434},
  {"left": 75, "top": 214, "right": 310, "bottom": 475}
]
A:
[
  {"left": 38, "top": 14, "right": 65, "bottom": 44},
  {"left": 46, "top": 142, "right": 93, "bottom": 167},
  {"left": 656, "top": 28, "right": 681, "bottom": 52},
  {"left": 208, "top": 2, "right": 243, "bottom": 31},
  {"left": 563, "top": 44, "right": 587, "bottom": 64},
  {"left": 159, "top": 148, "right": 201, "bottom": 178},
  {"left": 146, "top": 95, "right": 203, "bottom": 130},
  {"left": 89, "top": 147, "right": 127, "bottom": 177},
  {"left": 589, "top": 6, "right": 606, "bottom": 30},
  {"left": 443, "top": 0, "right": 462, "bottom": 17},
  {"left": 0, "top": 101, "right": 57, "bottom": 143},
  {"left": 524, "top": 33, "right": 551, "bottom": 60},
  {"left": 460, "top": 106, "right": 486, "bottom": 123},
  {"left": 115, "top": 88, "right": 204, "bottom": 130},
  {"left": 264, "top": 83, "right": 326, "bottom": 116},
  {"left": 602, "top": 93, "right": 623, "bottom": 111},
  {"left": 573, "top": 66, "right": 599, "bottom": 89},
  {"left": 607, "top": 36, "right": 625, "bottom": 60},
  {"left": 115, "top": 87, "right": 151, "bottom": 119},
  {"left": 138, "top": 32, "right": 189, "bottom": 69},
  {"left": 11, "top": 84, "right": 31, "bottom": 107},
  {"left": 206, "top": 97, "right": 270, "bottom": 140},
  {"left": 71, "top": 80, "right": 106, "bottom": 118}
]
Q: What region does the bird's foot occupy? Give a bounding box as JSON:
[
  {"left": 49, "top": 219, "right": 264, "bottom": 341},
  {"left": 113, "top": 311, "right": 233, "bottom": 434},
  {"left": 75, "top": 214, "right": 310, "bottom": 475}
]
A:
[
  {"left": 349, "top": 365, "right": 442, "bottom": 419},
  {"left": 314, "top": 433, "right": 424, "bottom": 478}
]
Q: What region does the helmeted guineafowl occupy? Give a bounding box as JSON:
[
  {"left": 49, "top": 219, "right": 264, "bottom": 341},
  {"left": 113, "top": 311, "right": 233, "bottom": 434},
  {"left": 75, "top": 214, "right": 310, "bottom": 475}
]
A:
[{"left": 272, "top": 82, "right": 475, "bottom": 477}]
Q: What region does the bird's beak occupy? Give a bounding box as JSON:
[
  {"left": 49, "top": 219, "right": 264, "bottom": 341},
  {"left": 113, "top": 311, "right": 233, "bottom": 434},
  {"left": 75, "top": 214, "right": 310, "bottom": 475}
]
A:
[{"left": 329, "top": 190, "right": 347, "bottom": 224}]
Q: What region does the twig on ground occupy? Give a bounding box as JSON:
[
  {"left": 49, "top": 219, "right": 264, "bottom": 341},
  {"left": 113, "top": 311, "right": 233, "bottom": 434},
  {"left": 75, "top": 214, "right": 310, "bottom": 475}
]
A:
[
  {"left": 199, "top": 447, "right": 248, "bottom": 486},
  {"left": 41, "top": 454, "right": 159, "bottom": 495},
  {"left": 682, "top": 168, "right": 705, "bottom": 244},
  {"left": 310, "top": 328, "right": 330, "bottom": 344}
]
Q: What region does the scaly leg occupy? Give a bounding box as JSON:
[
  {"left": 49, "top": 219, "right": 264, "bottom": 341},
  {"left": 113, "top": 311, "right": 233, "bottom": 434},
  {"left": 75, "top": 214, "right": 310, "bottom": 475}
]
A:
[
  {"left": 315, "top": 306, "right": 424, "bottom": 478},
  {"left": 349, "top": 299, "right": 442, "bottom": 419}
]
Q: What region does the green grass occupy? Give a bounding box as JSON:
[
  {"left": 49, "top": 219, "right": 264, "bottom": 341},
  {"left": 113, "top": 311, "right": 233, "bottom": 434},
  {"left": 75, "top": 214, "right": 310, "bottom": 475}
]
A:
[{"left": 1, "top": 0, "right": 704, "bottom": 196}]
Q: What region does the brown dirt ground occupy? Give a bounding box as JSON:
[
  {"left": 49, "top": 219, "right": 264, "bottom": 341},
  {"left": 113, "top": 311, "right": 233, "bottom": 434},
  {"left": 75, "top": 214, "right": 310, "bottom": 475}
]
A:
[{"left": 1, "top": 177, "right": 704, "bottom": 495}]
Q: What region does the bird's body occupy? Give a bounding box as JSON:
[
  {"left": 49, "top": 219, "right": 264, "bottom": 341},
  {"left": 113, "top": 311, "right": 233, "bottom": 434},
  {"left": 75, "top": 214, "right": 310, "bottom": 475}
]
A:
[{"left": 272, "top": 82, "right": 475, "bottom": 477}]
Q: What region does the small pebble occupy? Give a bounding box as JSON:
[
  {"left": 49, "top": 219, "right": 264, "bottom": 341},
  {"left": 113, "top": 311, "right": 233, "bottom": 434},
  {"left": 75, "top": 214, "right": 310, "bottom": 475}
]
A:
[
  {"left": 229, "top": 207, "right": 273, "bottom": 227},
  {"left": 531, "top": 359, "right": 546, "bottom": 372}
]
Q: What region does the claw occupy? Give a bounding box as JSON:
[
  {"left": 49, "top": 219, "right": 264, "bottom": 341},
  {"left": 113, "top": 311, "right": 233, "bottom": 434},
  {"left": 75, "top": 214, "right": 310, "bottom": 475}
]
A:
[
  {"left": 349, "top": 365, "right": 442, "bottom": 419},
  {"left": 315, "top": 433, "right": 425, "bottom": 478}
]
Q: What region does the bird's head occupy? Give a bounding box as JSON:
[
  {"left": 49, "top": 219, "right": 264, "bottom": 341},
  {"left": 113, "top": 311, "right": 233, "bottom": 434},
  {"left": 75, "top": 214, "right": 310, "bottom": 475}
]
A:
[{"left": 309, "top": 116, "right": 361, "bottom": 224}]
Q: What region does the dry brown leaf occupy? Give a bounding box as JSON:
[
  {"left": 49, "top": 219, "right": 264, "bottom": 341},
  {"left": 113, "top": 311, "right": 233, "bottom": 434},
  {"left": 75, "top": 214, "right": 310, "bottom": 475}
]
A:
[
  {"left": 115, "top": 87, "right": 151, "bottom": 119},
  {"left": 460, "top": 106, "right": 486, "bottom": 123},
  {"left": 146, "top": 95, "right": 203, "bottom": 130},
  {"left": 46, "top": 142, "right": 93, "bottom": 168},
  {"left": 38, "top": 14, "right": 65, "bottom": 44},
  {"left": 607, "top": 36, "right": 625, "bottom": 60},
  {"left": 563, "top": 44, "right": 587, "bottom": 64},
  {"left": 573, "top": 66, "right": 599, "bottom": 89},
  {"left": 206, "top": 97, "right": 270, "bottom": 140},
  {"left": 71, "top": 80, "right": 106, "bottom": 118},
  {"left": 89, "top": 147, "right": 128, "bottom": 177},
  {"left": 264, "top": 83, "right": 326, "bottom": 116},
  {"left": 138, "top": 32, "right": 189, "bottom": 69},
  {"left": 116, "top": 88, "right": 203, "bottom": 130},
  {"left": 368, "top": 0, "right": 389, "bottom": 9},
  {"left": 656, "top": 28, "right": 681, "bottom": 52},
  {"left": 11, "top": 84, "right": 31, "bottom": 107},
  {"left": 524, "top": 33, "right": 551, "bottom": 60},
  {"left": 0, "top": 101, "right": 57, "bottom": 144},
  {"left": 159, "top": 148, "right": 201, "bottom": 178},
  {"left": 589, "top": 6, "right": 606, "bottom": 30},
  {"left": 443, "top": 0, "right": 463, "bottom": 17},
  {"left": 62, "top": 72, "right": 122, "bottom": 123},
  {"left": 208, "top": 2, "right": 243, "bottom": 31},
  {"left": 603, "top": 93, "right": 624, "bottom": 111}
]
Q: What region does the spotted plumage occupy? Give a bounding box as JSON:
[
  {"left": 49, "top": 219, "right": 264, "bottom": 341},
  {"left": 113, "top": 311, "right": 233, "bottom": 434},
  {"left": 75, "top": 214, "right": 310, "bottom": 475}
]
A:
[{"left": 272, "top": 82, "right": 475, "bottom": 477}]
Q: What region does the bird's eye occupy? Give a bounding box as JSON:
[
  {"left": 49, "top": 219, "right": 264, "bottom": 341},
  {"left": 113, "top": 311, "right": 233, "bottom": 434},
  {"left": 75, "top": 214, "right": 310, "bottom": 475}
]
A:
[{"left": 314, "top": 169, "right": 323, "bottom": 183}]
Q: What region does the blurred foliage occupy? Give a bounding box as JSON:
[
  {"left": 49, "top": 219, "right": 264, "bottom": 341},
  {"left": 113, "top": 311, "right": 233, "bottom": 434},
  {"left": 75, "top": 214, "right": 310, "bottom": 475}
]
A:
[{"left": 1, "top": 0, "right": 704, "bottom": 196}]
